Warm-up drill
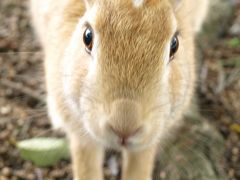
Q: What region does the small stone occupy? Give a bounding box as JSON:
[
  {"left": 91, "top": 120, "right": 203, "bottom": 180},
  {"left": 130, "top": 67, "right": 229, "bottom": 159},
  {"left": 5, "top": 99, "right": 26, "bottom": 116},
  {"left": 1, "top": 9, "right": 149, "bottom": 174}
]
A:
[
  {"left": 232, "top": 147, "right": 239, "bottom": 155},
  {"left": 0, "top": 176, "right": 8, "bottom": 180},
  {"left": 15, "top": 170, "right": 25, "bottom": 178},
  {"left": 50, "top": 170, "right": 64, "bottom": 178},
  {"left": 230, "top": 17, "right": 240, "bottom": 36},
  {"left": 23, "top": 162, "right": 32, "bottom": 169},
  {"left": 0, "top": 105, "right": 11, "bottom": 115},
  {"left": 0, "top": 131, "right": 9, "bottom": 140},
  {"left": 160, "top": 171, "right": 167, "bottom": 179},
  {"left": 1, "top": 167, "right": 11, "bottom": 177},
  {"left": 231, "top": 154, "right": 239, "bottom": 163},
  {"left": 26, "top": 174, "right": 35, "bottom": 180},
  {"left": 228, "top": 169, "right": 235, "bottom": 178},
  {"left": 6, "top": 123, "right": 14, "bottom": 131}
]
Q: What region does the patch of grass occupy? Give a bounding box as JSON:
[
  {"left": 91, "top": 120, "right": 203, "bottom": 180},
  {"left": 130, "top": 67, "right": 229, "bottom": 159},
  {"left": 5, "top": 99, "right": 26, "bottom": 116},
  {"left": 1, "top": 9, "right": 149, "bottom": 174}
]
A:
[
  {"left": 228, "top": 37, "right": 240, "bottom": 48},
  {"left": 221, "top": 57, "right": 240, "bottom": 67}
]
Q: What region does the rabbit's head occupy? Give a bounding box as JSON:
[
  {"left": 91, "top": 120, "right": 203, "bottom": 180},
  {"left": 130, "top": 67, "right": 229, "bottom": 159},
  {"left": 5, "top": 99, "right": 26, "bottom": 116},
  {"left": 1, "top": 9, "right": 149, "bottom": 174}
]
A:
[{"left": 62, "top": 0, "right": 195, "bottom": 150}]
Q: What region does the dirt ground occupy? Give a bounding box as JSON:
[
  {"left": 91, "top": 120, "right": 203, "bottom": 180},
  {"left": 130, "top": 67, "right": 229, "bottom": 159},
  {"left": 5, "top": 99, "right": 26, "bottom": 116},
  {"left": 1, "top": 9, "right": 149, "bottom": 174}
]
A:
[{"left": 0, "top": 0, "right": 239, "bottom": 180}]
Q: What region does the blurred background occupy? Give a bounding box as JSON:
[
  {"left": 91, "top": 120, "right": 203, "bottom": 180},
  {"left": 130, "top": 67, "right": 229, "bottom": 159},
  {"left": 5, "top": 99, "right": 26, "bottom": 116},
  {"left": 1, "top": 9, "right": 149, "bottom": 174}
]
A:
[{"left": 0, "top": 0, "right": 239, "bottom": 179}]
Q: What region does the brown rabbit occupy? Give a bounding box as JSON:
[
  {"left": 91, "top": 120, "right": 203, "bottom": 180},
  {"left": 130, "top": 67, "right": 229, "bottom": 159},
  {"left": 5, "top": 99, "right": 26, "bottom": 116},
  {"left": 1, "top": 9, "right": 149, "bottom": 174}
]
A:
[{"left": 30, "top": 0, "right": 209, "bottom": 179}]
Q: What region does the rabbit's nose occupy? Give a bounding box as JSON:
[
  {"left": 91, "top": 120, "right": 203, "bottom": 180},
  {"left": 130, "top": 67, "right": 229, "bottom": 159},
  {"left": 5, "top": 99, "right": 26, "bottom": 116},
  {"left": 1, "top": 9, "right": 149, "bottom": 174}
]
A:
[
  {"left": 109, "top": 125, "right": 142, "bottom": 146},
  {"left": 108, "top": 99, "right": 142, "bottom": 145}
]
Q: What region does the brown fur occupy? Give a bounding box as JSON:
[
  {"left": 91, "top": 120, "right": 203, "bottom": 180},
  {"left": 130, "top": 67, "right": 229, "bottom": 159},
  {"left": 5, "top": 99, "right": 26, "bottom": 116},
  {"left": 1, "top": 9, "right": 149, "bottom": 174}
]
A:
[{"left": 30, "top": 0, "right": 209, "bottom": 179}]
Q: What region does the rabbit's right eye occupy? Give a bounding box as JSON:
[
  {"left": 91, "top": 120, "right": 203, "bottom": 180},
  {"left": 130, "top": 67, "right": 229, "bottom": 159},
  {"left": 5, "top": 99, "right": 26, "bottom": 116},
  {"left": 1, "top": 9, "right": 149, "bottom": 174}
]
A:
[
  {"left": 83, "top": 27, "right": 94, "bottom": 53},
  {"left": 169, "top": 33, "right": 179, "bottom": 61}
]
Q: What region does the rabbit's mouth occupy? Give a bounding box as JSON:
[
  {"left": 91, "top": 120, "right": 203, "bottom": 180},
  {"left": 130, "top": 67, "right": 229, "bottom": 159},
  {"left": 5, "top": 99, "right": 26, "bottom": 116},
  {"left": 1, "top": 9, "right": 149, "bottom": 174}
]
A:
[
  {"left": 83, "top": 119, "right": 159, "bottom": 151},
  {"left": 102, "top": 132, "right": 158, "bottom": 151}
]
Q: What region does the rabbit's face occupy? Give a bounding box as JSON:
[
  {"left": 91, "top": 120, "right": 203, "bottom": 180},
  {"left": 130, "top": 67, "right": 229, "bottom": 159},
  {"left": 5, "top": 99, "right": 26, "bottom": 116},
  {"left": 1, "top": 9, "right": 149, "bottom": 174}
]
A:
[{"left": 63, "top": 0, "right": 194, "bottom": 150}]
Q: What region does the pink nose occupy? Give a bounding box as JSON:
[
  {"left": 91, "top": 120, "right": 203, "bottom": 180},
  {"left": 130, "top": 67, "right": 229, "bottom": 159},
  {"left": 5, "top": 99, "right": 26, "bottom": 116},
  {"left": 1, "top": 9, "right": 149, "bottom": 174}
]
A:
[
  {"left": 108, "top": 99, "right": 142, "bottom": 145},
  {"left": 109, "top": 125, "right": 141, "bottom": 146}
]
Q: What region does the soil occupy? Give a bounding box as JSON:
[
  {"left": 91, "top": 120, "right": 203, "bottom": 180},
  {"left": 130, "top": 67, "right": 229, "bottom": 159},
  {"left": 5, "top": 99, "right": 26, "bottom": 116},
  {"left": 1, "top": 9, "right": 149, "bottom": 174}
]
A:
[{"left": 0, "top": 0, "right": 239, "bottom": 180}]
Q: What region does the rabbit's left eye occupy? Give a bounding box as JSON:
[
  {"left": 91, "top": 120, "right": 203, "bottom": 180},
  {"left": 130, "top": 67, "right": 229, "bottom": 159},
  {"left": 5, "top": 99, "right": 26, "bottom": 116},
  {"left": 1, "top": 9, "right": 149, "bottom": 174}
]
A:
[
  {"left": 169, "top": 33, "right": 179, "bottom": 60},
  {"left": 83, "top": 27, "right": 94, "bottom": 53}
]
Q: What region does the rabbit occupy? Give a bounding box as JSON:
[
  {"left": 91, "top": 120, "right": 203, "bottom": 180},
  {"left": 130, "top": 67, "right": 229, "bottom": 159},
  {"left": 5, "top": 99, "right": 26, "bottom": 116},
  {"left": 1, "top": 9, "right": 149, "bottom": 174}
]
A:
[{"left": 30, "top": 0, "right": 209, "bottom": 179}]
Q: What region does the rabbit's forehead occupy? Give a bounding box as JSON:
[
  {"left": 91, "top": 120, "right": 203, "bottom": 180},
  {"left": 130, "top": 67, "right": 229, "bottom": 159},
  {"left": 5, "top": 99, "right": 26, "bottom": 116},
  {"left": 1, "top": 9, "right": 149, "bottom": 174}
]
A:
[
  {"left": 95, "top": 0, "right": 175, "bottom": 57},
  {"left": 89, "top": 0, "right": 176, "bottom": 95},
  {"left": 95, "top": 0, "right": 175, "bottom": 43}
]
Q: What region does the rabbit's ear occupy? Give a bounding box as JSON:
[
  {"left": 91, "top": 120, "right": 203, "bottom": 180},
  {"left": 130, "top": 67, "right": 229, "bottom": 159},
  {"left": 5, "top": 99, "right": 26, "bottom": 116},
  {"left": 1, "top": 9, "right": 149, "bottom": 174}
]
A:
[{"left": 83, "top": 0, "right": 94, "bottom": 9}]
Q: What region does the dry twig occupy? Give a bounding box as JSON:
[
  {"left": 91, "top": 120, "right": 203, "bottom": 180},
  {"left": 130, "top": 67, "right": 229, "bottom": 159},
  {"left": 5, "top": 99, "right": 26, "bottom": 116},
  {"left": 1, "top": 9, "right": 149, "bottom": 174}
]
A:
[{"left": 0, "top": 78, "right": 45, "bottom": 103}]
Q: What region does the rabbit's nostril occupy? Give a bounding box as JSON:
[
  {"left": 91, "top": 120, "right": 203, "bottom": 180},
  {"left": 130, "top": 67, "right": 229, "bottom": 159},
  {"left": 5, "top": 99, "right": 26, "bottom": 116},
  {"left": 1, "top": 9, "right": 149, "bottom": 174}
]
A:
[{"left": 120, "top": 137, "right": 127, "bottom": 146}]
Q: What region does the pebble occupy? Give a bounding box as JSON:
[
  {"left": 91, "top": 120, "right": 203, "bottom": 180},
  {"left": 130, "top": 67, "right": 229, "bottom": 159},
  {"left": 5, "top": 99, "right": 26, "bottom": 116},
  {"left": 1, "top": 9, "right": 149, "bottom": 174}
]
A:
[
  {"left": 230, "top": 18, "right": 240, "bottom": 36},
  {"left": 0, "top": 131, "right": 9, "bottom": 140},
  {"left": 232, "top": 147, "right": 239, "bottom": 155},
  {"left": 229, "top": 168, "right": 235, "bottom": 178},
  {"left": 2, "top": 167, "right": 12, "bottom": 177},
  {"left": 0, "top": 176, "right": 8, "bottom": 180},
  {"left": 26, "top": 174, "right": 35, "bottom": 180},
  {"left": 51, "top": 170, "right": 65, "bottom": 177},
  {"left": 23, "top": 162, "right": 32, "bottom": 169},
  {"left": 1, "top": 167, "right": 11, "bottom": 177},
  {"left": 232, "top": 155, "right": 239, "bottom": 163},
  {"left": 160, "top": 171, "right": 167, "bottom": 179},
  {"left": 14, "top": 170, "right": 25, "bottom": 178},
  {"left": 0, "top": 105, "right": 12, "bottom": 115}
]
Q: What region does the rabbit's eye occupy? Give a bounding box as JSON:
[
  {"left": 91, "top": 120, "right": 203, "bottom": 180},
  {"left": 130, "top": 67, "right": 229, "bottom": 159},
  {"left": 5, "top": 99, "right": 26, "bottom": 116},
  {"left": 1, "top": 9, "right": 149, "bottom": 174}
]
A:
[
  {"left": 169, "top": 34, "right": 179, "bottom": 60},
  {"left": 83, "top": 27, "right": 94, "bottom": 53}
]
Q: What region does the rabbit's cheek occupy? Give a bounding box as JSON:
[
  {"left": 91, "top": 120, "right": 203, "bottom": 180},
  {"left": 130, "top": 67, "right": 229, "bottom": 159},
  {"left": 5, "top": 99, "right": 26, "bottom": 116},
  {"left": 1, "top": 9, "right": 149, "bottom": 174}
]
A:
[{"left": 82, "top": 114, "right": 104, "bottom": 143}]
